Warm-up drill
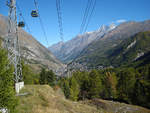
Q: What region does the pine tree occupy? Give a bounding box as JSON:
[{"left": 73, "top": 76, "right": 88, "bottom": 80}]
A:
[
  {"left": 80, "top": 73, "right": 90, "bottom": 100},
  {"left": 133, "top": 79, "right": 150, "bottom": 108},
  {"left": 47, "top": 70, "right": 56, "bottom": 86},
  {"left": 88, "top": 70, "right": 102, "bottom": 99},
  {"left": 0, "top": 42, "right": 18, "bottom": 113},
  {"left": 39, "top": 68, "right": 56, "bottom": 86},
  {"left": 117, "top": 68, "right": 136, "bottom": 103},
  {"left": 61, "top": 78, "right": 70, "bottom": 99},
  {"left": 22, "top": 61, "right": 36, "bottom": 84},
  {"left": 69, "top": 77, "right": 80, "bottom": 101},
  {"left": 39, "top": 68, "right": 47, "bottom": 84}
]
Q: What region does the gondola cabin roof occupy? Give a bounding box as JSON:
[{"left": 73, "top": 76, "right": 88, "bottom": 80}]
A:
[{"left": 31, "top": 10, "right": 38, "bottom": 17}]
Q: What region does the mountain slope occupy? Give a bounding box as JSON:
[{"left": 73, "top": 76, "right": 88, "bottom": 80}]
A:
[
  {"left": 73, "top": 20, "right": 150, "bottom": 68},
  {"left": 0, "top": 14, "right": 65, "bottom": 74},
  {"left": 17, "top": 85, "right": 150, "bottom": 113},
  {"left": 49, "top": 24, "right": 115, "bottom": 63},
  {"left": 108, "top": 31, "right": 150, "bottom": 67}
]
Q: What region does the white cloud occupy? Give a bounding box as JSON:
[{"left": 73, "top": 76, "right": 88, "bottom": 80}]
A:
[{"left": 116, "top": 19, "right": 126, "bottom": 23}]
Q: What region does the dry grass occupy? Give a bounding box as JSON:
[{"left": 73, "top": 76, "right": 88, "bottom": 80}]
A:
[
  {"left": 85, "top": 99, "right": 150, "bottom": 113},
  {"left": 16, "top": 85, "right": 107, "bottom": 113},
  {"left": 16, "top": 85, "right": 150, "bottom": 113}
]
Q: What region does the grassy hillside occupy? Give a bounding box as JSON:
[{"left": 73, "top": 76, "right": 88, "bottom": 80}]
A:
[
  {"left": 16, "top": 85, "right": 150, "bottom": 113},
  {"left": 16, "top": 85, "right": 104, "bottom": 113}
]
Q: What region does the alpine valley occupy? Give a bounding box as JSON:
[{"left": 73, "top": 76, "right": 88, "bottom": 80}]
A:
[{"left": 49, "top": 20, "right": 150, "bottom": 70}]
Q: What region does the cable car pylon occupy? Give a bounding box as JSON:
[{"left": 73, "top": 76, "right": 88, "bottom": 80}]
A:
[{"left": 5, "top": 0, "right": 24, "bottom": 94}]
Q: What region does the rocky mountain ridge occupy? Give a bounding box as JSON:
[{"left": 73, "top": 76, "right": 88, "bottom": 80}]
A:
[
  {"left": 71, "top": 20, "right": 150, "bottom": 69},
  {"left": 49, "top": 23, "right": 116, "bottom": 63}
]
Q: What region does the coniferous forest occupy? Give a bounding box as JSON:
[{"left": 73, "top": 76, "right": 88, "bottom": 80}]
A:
[{"left": 59, "top": 66, "right": 150, "bottom": 109}]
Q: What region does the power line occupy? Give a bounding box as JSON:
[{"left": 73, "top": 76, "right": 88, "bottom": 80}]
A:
[
  {"left": 56, "top": 0, "right": 64, "bottom": 41},
  {"left": 33, "top": 0, "right": 49, "bottom": 46}
]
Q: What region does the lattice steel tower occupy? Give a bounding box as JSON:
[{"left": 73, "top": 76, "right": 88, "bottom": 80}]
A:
[{"left": 5, "top": 0, "right": 23, "bottom": 85}]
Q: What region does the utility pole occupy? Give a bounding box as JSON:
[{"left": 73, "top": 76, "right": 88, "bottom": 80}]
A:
[{"left": 5, "top": 0, "right": 24, "bottom": 93}]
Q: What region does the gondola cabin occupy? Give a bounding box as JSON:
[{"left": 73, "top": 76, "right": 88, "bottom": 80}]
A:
[
  {"left": 18, "top": 21, "right": 25, "bottom": 27},
  {"left": 31, "top": 10, "right": 38, "bottom": 17}
]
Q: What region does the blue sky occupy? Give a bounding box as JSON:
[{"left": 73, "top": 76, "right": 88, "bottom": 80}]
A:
[{"left": 0, "top": 0, "right": 150, "bottom": 47}]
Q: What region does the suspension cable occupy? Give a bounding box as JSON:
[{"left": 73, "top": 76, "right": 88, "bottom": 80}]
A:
[
  {"left": 79, "top": 0, "right": 96, "bottom": 34},
  {"left": 56, "top": 0, "right": 64, "bottom": 41},
  {"left": 79, "top": 0, "right": 92, "bottom": 34},
  {"left": 16, "top": 3, "right": 32, "bottom": 34},
  {"left": 33, "top": 0, "right": 49, "bottom": 46},
  {"left": 83, "top": 0, "right": 96, "bottom": 33}
]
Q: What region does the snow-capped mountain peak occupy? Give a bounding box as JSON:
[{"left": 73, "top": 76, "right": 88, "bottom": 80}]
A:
[{"left": 109, "top": 23, "right": 116, "bottom": 30}]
